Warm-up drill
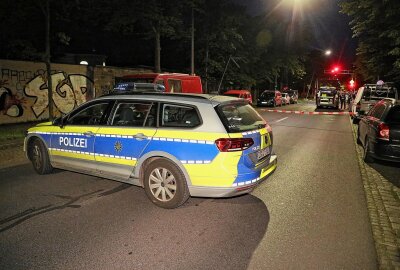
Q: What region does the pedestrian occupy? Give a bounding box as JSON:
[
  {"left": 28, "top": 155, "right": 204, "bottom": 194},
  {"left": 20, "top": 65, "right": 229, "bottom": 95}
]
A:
[
  {"left": 347, "top": 92, "right": 352, "bottom": 111},
  {"left": 339, "top": 91, "right": 346, "bottom": 110}
]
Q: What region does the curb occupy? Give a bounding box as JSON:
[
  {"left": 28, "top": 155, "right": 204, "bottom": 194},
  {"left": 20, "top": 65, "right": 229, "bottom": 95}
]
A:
[
  {"left": 350, "top": 118, "right": 400, "bottom": 269},
  {"left": 259, "top": 109, "right": 354, "bottom": 115}
]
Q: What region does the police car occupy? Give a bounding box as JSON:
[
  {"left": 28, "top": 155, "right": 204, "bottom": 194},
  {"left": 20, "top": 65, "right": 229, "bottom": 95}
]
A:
[{"left": 25, "top": 93, "right": 277, "bottom": 208}]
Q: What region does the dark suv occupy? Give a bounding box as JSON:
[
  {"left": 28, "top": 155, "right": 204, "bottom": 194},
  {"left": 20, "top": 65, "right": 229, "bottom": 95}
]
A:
[
  {"left": 257, "top": 90, "right": 283, "bottom": 107},
  {"left": 356, "top": 98, "right": 400, "bottom": 163}
]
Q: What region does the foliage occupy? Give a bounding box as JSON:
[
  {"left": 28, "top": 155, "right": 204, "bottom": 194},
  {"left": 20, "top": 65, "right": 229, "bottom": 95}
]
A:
[
  {"left": 1, "top": 0, "right": 311, "bottom": 92},
  {"left": 339, "top": 0, "right": 400, "bottom": 81}
]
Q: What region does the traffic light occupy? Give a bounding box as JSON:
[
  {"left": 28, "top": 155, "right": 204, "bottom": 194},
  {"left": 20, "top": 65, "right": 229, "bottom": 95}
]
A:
[{"left": 331, "top": 65, "right": 341, "bottom": 74}]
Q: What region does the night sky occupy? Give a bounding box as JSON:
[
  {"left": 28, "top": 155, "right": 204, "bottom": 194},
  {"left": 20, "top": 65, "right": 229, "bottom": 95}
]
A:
[{"left": 234, "top": 0, "right": 356, "bottom": 68}]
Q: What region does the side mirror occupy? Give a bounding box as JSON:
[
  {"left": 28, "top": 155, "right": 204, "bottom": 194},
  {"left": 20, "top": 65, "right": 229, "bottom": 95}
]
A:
[{"left": 53, "top": 117, "right": 66, "bottom": 128}]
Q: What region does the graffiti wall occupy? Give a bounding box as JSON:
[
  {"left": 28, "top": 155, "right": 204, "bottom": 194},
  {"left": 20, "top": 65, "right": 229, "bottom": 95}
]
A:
[{"left": 0, "top": 59, "right": 151, "bottom": 125}]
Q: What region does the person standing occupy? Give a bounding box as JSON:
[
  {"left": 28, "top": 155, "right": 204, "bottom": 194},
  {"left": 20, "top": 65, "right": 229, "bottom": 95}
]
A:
[{"left": 340, "top": 91, "right": 346, "bottom": 110}]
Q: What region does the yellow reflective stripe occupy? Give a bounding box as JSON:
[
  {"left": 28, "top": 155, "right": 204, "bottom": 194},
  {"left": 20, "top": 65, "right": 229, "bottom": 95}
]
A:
[
  {"left": 49, "top": 149, "right": 94, "bottom": 160},
  {"left": 95, "top": 156, "right": 137, "bottom": 166}
]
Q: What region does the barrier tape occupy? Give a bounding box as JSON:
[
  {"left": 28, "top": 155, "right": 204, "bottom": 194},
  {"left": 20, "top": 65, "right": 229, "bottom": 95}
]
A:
[{"left": 259, "top": 109, "right": 355, "bottom": 115}]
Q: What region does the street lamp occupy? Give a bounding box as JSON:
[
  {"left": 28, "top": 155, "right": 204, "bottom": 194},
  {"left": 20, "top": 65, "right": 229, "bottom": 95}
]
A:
[{"left": 325, "top": 50, "right": 332, "bottom": 56}]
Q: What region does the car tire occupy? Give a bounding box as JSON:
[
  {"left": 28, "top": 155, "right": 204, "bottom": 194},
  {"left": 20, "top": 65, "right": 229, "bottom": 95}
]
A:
[
  {"left": 363, "top": 137, "right": 374, "bottom": 163},
  {"left": 356, "top": 127, "right": 362, "bottom": 145},
  {"left": 143, "top": 158, "right": 189, "bottom": 209},
  {"left": 29, "top": 138, "right": 53, "bottom": 174}
]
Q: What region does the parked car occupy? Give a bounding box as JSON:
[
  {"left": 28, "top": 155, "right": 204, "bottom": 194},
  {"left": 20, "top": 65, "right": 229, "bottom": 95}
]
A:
[
  {"left": 223, "top": 89, "right": 253, "bottom": 104},
  {"left": 25, "top": 93, "right": 277, "bottom": 208},
  {"left": 282, "top": 93, "right": 290, "bottom": 105},
  {"left": 355, "top": 98, "right": 400, "bottom": 163},
  {"left": 257, "top": 90, "right": 283, "bottom": 107},
  {"left": 116, "top": 73, "right": 203, "bottom": 94}
]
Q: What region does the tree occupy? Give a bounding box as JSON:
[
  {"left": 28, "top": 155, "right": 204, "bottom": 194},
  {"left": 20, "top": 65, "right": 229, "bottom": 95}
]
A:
[
  {"left": 339, "top": 0, "right": 400, "bottom": 81},
  {"left": 106, "top": 0, "right": 185, "bottom": 72}
]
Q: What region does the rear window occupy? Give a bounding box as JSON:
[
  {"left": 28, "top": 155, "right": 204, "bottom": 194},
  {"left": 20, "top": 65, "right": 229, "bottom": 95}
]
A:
[
  {"left": 386, "top": 105, "right": 400, "bottom": 123},
  {"left": 260, "top": 91, "right": 275, "bottom": 98},
  {"left": 217, "top": 102, "right": 265, "bottom": 132},
  {"left": 224, "top": 93, "right": 241, "bottom": 98}
]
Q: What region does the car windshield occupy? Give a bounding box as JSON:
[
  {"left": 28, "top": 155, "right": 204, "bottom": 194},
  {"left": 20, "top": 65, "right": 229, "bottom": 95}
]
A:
[
  {"left": 261, "top": 91, "right": 275, "bottom": 98},
  {"left": 217, "top": 102, "right": 265, "bottom": 132}
]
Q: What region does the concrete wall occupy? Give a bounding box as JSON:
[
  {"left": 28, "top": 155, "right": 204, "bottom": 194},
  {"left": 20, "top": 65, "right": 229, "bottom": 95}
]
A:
[{"left": 0, "top": 59, "right": 151, "bottom": 125}]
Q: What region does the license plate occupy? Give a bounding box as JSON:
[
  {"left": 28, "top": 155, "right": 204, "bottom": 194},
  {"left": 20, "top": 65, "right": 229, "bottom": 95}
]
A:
[
  {"left": 257, "top": 147, "right": 270, "bottom": 160},
  {"left": 322, "top": 94, "right": 327, "bottom": 97}
]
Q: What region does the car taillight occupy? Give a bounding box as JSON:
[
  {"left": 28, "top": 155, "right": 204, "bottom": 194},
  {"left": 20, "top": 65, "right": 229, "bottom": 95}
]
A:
[
  {"left": 215, "top": 138, "right": 254, "bottom": 152},
  {"left": 378, "top": 123, "right": 389, "bottom": 140}
]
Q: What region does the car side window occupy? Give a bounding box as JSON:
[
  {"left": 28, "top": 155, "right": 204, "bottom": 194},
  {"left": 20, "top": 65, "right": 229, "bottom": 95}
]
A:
[
  {"left": 111, "top": 102, "right": 156, "bottom": 127},
  {"left": 161, "top": 104, "right": 200, "bottom": 128},
  {"left": 386, "top": 106, "right": 400, "bottom": 123},
  {"left": 67, "top": 102, "right": 109, "bottom": 126}
]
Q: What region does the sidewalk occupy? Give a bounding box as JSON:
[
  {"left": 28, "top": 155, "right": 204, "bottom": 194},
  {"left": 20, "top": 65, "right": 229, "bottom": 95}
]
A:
[{"left": 351, "top": 122, "right": 400, "bottom": 269}]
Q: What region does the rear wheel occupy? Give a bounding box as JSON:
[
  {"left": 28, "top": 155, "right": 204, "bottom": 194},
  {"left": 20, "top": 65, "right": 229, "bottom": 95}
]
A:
[
  {"left": 363, "top": 137, "right": 374, "bottom": 163},
  {"left": 143, "top": 158, "right": 189, "bottom": 209},
  {"left": 356, "top": 127, "right": 362, "bottom": 145},
  {"left": 29, "top": 138, "right": 53, "bottom": 174}
]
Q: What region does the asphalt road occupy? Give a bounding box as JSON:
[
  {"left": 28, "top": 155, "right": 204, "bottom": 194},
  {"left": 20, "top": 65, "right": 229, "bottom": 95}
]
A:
[{"left": 0, "top": 102, "right": 378, "bottom": 270}]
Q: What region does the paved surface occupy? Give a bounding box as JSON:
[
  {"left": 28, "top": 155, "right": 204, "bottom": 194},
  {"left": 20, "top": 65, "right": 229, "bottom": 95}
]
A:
[
  {"left": 0, "top": 138, "right": 26, "bottom": 169},
  {"left": 0, "top": 106, "right": 400, "bottom": 269},
  {"left": 351, "top": 123, "right": 400, "bottom": 269}
]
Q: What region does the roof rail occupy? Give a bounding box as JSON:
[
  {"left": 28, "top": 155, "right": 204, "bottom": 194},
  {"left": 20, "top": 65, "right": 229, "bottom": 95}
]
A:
[{"left": 102, "top": 91, "right": 210, "bottom": 100}]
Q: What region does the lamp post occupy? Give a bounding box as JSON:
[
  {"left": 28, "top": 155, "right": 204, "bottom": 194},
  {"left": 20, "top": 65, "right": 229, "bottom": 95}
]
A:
[{"left": 306, "top": 49, "right": 332, "bottom": 99}]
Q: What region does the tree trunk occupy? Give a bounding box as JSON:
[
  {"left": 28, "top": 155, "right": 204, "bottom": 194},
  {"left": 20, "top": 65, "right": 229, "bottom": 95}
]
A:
[
  {"left": 154, "top": 27, "right": 161, "bottom": 73},
  {"left": 45, "top": 0, "right": 53, "bottom": 121}
]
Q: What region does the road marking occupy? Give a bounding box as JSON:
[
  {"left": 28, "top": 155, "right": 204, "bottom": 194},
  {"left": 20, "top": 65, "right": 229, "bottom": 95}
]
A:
[{"left": 275, "top": 117, "right": 289, "bottom": 123}]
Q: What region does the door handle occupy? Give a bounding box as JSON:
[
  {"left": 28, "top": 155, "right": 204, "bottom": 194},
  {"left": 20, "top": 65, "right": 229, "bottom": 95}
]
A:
[
  {"left": 133, "top": 133, "right": 148, "bottom": 140},
  {"left": 83, "top": 131, "right": 94, "bottom": 137}
]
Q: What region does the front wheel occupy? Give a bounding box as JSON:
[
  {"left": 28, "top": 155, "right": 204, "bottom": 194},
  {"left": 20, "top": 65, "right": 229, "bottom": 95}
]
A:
[
  {"left": 28, "top": 138, "right": 53, "bottom": 174},
  {"left": 363, "top": 138, "right": 374, "bottom": 163},
  {"left": 143, "top": 158, "right": 189, "bottom": 209}
]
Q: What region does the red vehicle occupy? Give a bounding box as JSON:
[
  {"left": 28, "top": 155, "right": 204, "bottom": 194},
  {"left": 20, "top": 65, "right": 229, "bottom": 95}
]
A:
[
  {"left": 118, "top": 73, "right": 203, "bottom": 93},
  {"left": 223, "top": 89, "right": 253, "bottom": 104}
]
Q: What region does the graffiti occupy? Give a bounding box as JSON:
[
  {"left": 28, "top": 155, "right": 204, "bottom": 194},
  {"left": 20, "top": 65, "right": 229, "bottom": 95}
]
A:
[
  {"left": 0, "top": 80, "right": 25, "bottom": 117},
  {"left": 24, "top": 72, "right": 93, "bottom": 118}
]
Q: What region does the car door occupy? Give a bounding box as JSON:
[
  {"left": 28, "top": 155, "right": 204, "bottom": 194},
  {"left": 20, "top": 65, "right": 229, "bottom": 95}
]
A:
[
  {"left": 362, "top": 103, "right": 386, "bottom": 145},
  {"left": 94, "top": 100, "right": 158, "bottom": 182},
  {"left": 50, "top": 100, "right": 113, "bottom": 174}
]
